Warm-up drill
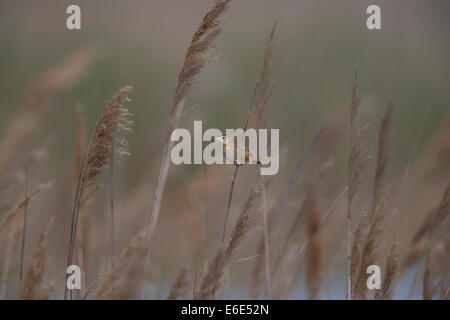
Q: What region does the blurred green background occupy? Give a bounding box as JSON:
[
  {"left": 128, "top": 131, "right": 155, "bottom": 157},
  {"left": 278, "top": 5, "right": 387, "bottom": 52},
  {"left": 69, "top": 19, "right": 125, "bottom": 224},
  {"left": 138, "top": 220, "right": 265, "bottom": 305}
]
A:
[{"left": 1, "top": 0, "right": 449, "bottom": 174}]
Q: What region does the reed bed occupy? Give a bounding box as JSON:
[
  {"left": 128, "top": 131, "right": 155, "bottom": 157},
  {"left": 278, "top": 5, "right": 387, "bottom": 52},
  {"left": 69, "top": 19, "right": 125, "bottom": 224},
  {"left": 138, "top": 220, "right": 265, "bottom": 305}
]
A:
[{"left": 0, "top": 0, "right": 448, "bottom": 301}]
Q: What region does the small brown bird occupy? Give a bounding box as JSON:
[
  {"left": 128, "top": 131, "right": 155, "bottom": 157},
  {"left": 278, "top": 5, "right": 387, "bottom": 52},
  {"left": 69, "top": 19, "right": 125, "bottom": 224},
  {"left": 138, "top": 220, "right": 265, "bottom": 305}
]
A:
[{"left": 212, "top": 135, "right": 261, "bottom": 165}]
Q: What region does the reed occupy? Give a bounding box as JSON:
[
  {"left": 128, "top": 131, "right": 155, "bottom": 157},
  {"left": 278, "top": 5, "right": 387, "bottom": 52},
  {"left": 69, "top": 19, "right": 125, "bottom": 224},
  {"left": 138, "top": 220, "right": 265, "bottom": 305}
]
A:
[
  {"left": 148, "top": 0, "right": 230, "bottom": 237},
  {"left": 144, "top": 2, "right": 231, "bottom": 293},
  {"left": 0, "top": 47, "right": 96, "bottom": 173},
  {"left": 346, "top": 72, "right": 368, "bottom": 299},
  {"left": 19, "top": 218, "right": 53, "bottom": 300},
  {"left": 354, "top": 199, "right": 386, "bottom": 299},
  {"left": 371, "top": 102, "right": 393, "bottom": 218},
  {"left": 65, "top": 86, "right": 132, "bottom": 299},
  {"left": 167, "top": 267, "right": 190, "bottom": 300},
  {"left": 0, "top": 1, "right": 448, "bottom": 302}
]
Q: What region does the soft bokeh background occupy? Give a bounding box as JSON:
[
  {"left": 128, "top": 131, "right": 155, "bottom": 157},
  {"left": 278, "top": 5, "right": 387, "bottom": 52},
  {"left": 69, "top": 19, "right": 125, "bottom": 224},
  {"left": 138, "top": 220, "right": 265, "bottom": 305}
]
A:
[{"left": 0, "top": 0, "right": 449, "bottom": 299}]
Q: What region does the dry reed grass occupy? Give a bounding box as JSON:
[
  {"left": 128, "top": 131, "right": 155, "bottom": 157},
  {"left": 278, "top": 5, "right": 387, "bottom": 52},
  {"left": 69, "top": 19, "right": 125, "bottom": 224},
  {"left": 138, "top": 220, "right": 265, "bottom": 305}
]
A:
[
  {"left": 142, "top": 1, "right": 231, "bottom": 299},
  {"left": 65, "top": 86, "right": 132, "bottom": 298},
  {"left": 0, "top": 1, "right": 448, "bottom": 302},
  {"left": 305, "top": 185, "right": 322, "bottom": 300},
  {"left": 19, "top": 217, "right": 54, "bottom": 300},
  {"left": 167, "top": 266, "right": 190, "bottom": 300},
  {"left": 148, "top": 0, "right": 230, "bottom": 237},
  {"left": 346, "top": 72, "right": 369, "bottom": 299}
]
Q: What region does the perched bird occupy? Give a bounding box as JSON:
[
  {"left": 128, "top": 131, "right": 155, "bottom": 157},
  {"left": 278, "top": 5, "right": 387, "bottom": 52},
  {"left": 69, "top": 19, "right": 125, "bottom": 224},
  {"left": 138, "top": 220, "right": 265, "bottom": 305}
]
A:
[{"left": 212, "top": 135, "right": 261, "bottom": 165}]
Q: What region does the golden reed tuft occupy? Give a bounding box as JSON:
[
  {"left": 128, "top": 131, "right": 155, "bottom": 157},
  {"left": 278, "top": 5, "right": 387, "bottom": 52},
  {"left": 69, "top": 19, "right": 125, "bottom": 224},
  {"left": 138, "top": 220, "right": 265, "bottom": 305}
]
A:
[{"left": 65, "top": 86, "right": 133, "bottom": 298}]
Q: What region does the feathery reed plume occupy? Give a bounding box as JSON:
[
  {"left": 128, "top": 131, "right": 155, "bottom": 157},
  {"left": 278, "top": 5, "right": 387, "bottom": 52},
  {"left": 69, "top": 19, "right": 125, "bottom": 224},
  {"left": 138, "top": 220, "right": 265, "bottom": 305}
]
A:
[
  {"left": 346, "top": 72, "right": 368, "bottom": 299},
  {"left": 354, "top": 200, "right": 386, "bottom": 299},
  {"left": 96, "top": 229, "right": 148, "bottom": 299},
  {"left": 20, "top": 217, "right": 53, "bottom": 300},
  {"left": 195, "top": 249, "right": 225, "bottom": 300},
  {"left": 371, "top": 102, "right": 393, "bottom": 217},
  {"left": 404, "top": 207, "right": 435, "bottom": 267},
  {"left": 143, "top": 5, "right": 231, "bottom": 294},
  {"left": 352, "top": 103, "right": 392, "bottom": 299},
  {"left": 0, "top": 182, "right": 52, "bottom": 233},
  {"left": 376, "top": 233, "right": 398, "bottom": 299},
  {"left": 66, "top": 86, "right": 132, "bottom": 298},
  {"left": 79, "top": 87, "right": 132, "bottom": 203},
  {"left": 193, "top": 261, "right": 202, "bottom": 299},
  {"left": 0, "top": 47, "right": 96, "bottom": 172},
  {"left": 348, "top": 73, "right": 368, "bottom": 202},
  {"left": 254, "top": 24, "right": 276, "bottom": 130},
  {"left": 148, "top": 0, "right": 230, "bottom": 237},
  {"left": 350, "top": 212, "right": 368, "bottom": 292},
  {"left": 305, "top": 185, "right": 322, "bottom": 300},
  {"left": 171, "top": 0, "right": 230, "bottom": 116},
  {"left": 167, "top": 267, "right": 190, "bottom": 300},
  {"left": 109, "top": 111, "right": 117, "bottom": 270},
  {"left": 226, "top": 190, "right": 259, "bottom": 257}
]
